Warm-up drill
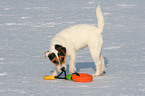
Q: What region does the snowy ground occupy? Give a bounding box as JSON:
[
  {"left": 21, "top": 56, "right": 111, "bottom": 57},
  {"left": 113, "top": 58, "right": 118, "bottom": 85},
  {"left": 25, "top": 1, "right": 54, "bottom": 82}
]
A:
[{"left": 0, "top": 0, "right": 145, "bottom": 96}]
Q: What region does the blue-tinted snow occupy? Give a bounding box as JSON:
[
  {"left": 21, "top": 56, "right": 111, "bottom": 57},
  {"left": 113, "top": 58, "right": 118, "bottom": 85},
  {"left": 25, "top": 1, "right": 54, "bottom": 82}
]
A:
[{"left": 0, "top": 0, "right": 145, "bottom": 96}]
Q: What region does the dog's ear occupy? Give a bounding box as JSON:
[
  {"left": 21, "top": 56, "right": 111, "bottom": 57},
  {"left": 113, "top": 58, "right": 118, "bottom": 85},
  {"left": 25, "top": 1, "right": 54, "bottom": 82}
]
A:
[
  {"left": 48, "top": 53, "right": 59, "bottom": 66},
  {"left": 55, "top": 44, "right": 66, "bottom": 64},
  {"left": 55, "top": 44, "right": 66, "bottom": 56}
]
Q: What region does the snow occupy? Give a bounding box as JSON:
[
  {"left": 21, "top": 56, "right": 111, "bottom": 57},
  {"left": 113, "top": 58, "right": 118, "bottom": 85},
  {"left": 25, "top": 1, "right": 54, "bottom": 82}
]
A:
[{"left": 0, "top": 0, "right": 145, "bottom": 96}]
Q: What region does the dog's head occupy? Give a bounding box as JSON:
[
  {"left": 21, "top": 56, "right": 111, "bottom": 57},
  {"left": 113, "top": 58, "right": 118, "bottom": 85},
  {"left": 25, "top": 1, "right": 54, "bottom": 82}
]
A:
[{"left": 45, "top": 44, "right": 66, "bottom": 72}]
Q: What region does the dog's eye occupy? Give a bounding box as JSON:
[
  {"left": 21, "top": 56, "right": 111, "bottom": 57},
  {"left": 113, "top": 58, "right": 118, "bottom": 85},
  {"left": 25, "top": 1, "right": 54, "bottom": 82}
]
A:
[
  {"left": 53, "top": 60, "right": 59, "bottom": 64},
  {"left": 58, "top": 51, "right": 65, "bottom": 56},
  {"left": 58, "top": 52, "right": 65, "bottom": 63},
  {"left": 61, "top": 57, "right": 64, "bottom": 62},
  {"left": 48, "top": 53, "right": 56, "bottom": 60},
  {"left": 59, "top": 56, "right": 65, "bottom": 63}
]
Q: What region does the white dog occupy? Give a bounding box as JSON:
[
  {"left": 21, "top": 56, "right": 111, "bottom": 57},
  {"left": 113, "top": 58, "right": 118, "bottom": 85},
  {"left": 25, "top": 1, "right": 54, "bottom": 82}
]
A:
[{"left": 45, "top": 5, "right": 105, "bottom": 76}]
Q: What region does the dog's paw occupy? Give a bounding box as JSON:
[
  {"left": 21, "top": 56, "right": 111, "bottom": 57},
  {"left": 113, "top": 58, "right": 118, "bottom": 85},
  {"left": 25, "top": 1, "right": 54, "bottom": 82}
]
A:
[
  {"left": 52, "top": 72, "right": 58, "bottom": 76},
  {"left": 93, "top": 71, "right": 101, "bottom": 77},
  {"left": 92, "top": 72, "right": 105, "bottom": 77},
  {"left": 92, "top": 74, "right": 99, "bottom": 77},
  {"left": 101, "top": 73, "right": 104, "bottom": 76},
  {"left": 69, "top": 66, "right": 76, "bottom": 74}
]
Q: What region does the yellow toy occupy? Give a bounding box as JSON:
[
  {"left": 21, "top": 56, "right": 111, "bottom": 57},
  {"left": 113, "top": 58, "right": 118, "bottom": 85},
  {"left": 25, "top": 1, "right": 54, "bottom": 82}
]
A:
[{"left": 44, "top": 75, "right": 55, "bottom": 80}]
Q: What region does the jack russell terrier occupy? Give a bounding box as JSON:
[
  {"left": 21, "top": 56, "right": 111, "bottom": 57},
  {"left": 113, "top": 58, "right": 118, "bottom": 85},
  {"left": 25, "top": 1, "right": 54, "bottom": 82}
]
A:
[{"left": 45, "top": 5, "right": 105, "bottom": 76}]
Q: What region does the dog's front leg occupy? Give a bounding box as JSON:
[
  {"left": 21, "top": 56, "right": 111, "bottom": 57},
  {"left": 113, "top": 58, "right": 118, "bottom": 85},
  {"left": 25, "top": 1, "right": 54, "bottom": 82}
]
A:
[{"left": 69, "top": 52, "right": 76, "bottom": 73}]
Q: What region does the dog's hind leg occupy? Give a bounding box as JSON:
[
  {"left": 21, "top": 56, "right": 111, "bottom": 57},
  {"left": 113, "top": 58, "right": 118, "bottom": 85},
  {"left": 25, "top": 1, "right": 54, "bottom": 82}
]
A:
[
  {"left": 88, "top": 37, "right": 103, "bottom": 76},
  {"left": 100, "top": 56, "right": 105, "bottom": 75},
  {"left": 91, "top": 53, "right": 102, "bottom": 77}
]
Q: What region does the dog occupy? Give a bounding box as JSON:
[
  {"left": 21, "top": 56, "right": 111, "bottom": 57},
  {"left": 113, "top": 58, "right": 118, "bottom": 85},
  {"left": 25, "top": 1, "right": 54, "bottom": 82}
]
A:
[{"left": 45, "top": 5, "right": 105, "bottom": 76}]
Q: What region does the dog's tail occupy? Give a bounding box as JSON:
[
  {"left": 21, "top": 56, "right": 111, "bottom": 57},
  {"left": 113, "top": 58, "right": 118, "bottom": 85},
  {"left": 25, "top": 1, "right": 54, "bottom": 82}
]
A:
[{"left": 96, "top": 5, "right": 104, "bottom": 33}]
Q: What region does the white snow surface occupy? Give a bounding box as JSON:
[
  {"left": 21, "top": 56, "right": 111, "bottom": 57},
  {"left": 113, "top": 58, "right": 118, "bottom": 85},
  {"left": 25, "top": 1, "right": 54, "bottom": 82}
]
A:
[{"left": 0, "top": 0, "right": 145, "bottom": 96}]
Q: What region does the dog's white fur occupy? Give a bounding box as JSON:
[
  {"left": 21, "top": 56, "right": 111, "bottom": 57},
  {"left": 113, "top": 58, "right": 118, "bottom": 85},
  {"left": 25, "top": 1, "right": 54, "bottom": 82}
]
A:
[{"left": 48, "top": 5, "right": 105, "bottom": 76}]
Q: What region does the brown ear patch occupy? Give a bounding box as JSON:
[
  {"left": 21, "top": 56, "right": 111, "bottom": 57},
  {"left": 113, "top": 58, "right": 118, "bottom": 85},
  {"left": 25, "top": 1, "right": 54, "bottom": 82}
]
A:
[
  {"left": 55, "top": 44, "right": 66, "bottom": 56},
  {"left": 58, "top": 53, "right": 65, "bottom": 64},
  {"left": 48, "top": 53, "right": 59, "bottom": 66},
  {"left": 55, "top": 44, "right": 66, "bottom": 64}
]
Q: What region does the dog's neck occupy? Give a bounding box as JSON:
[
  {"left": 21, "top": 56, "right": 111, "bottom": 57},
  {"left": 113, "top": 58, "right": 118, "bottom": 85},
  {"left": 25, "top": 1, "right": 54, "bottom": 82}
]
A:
[
  {"left": 49, "top": 36, "right": 66, "bottom": 51},
  {"left": 49, "top": 35, "right": 74, "bottom": 57}
]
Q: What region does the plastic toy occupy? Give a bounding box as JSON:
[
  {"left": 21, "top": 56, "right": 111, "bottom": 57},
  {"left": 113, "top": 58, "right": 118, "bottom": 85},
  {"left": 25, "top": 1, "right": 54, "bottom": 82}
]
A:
[
  {"left": 72, "top": 73, "right": 93, "bottom": 82},
  {"left": 44, "top": 67, "right": 93, "bottom": 82},
  {"left": 44, "top": 75, "right": 55, "bottom": 80}
]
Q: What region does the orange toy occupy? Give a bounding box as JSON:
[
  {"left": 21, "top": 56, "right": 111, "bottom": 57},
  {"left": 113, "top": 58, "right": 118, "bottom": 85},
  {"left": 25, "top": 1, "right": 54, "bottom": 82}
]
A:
[{"left": 72, "top": 73, "right": 93, "bottom": 82}]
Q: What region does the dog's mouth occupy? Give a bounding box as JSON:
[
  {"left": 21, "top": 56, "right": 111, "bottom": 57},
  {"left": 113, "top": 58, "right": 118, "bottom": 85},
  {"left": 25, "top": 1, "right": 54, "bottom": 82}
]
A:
[{"left": 56, "top": 64, "right": 66, "bottom": 72}]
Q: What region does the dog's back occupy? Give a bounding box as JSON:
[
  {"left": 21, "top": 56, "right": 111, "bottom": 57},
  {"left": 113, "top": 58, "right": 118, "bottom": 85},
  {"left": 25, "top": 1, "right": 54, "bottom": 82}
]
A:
[
  {"left": 54, "top": 6, "right": 104, "bottom": 51},
  {"left": 55, "top": 24, "right": 99, "bottom": 50}
]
